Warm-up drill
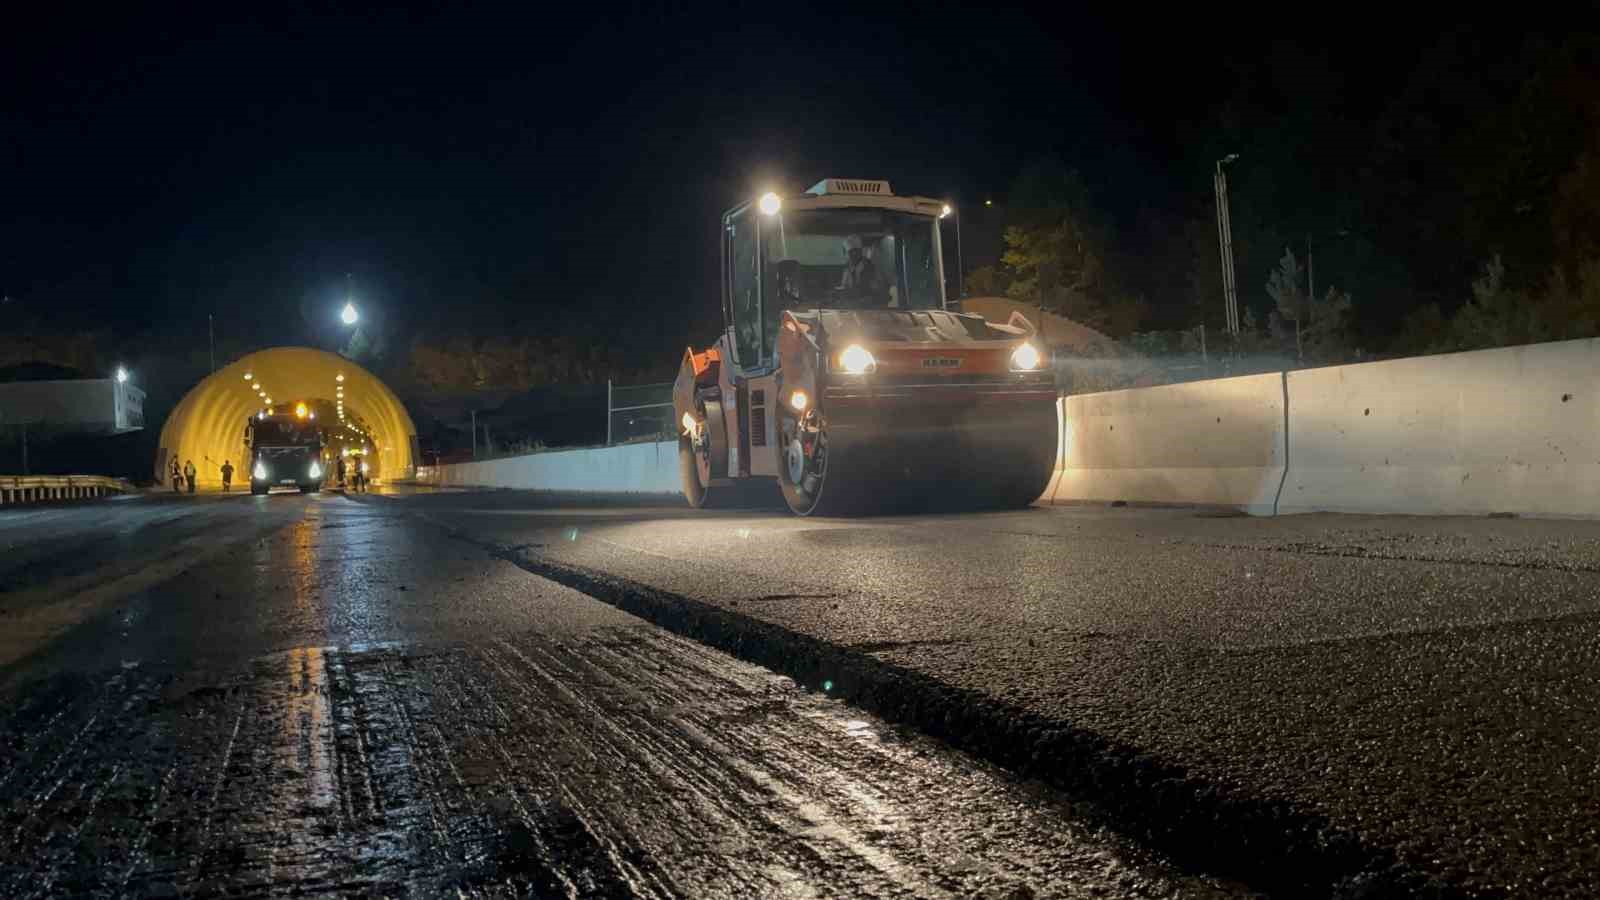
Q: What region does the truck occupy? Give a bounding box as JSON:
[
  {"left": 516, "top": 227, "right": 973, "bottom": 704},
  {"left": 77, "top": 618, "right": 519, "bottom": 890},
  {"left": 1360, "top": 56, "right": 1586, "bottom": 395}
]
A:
[
  {"left": 245, "top": 405, "right": 326, "bottom": 495},
  {"left": 673, "top": 178, "right": 1058, "bottom": 515}
]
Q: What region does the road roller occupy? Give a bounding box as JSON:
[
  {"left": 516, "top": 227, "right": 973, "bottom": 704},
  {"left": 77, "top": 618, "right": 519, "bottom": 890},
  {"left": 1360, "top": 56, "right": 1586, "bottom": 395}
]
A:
[{"left": 674, "top": 178, "right": 1058, "bottom": 515}]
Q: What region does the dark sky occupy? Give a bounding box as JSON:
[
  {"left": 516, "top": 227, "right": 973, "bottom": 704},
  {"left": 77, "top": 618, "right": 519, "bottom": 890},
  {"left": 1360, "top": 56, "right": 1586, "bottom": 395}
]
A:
[{"left": 4, "top": 5, "right": 1423, "bottom": 355}]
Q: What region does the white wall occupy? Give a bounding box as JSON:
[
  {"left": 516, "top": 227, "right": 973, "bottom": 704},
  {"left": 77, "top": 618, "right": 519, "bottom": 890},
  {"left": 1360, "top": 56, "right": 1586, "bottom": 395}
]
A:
[
  {"left": 1279, "top": 339, "right": 1600, "bottom": 517},
  {"left": 428, "top": 440, "right": 680, "bottom": 494},
  {"left": 1049, "top": 373, "right": 1287, "bottom": 514}
]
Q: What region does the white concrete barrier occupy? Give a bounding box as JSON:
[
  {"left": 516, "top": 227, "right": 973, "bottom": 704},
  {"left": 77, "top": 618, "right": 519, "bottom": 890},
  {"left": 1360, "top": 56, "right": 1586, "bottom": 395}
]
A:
[
  {"left": 1279, "top": 339, "right": 1600, "bottom": 517},
  {"left": 1050, "top": 373, "right": 1287, "bottom": 514},
  {"left": 431, "top": 440, "right": 680, "bottom": 494}
]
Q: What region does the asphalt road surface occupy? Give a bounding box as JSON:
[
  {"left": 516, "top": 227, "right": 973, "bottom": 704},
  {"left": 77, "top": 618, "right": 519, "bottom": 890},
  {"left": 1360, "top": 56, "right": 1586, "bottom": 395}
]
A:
[
  {"left": 2, "top": 489, "right": 1597, "bottom": 897},
  {"left": 0, "top": 491, "right": 1240, "bottom": 899}
]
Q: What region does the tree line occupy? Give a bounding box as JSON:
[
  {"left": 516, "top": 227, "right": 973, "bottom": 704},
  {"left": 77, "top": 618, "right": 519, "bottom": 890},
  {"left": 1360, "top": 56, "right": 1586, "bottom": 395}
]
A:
[{"left": 964, "top": 28, "right": 1600, "bottom": 366}]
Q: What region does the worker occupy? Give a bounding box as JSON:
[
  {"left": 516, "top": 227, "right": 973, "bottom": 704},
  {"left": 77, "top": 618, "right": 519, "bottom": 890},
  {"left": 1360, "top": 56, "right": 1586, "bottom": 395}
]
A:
[
  {"left": 220, "top": 459, "right": 234, "bottom": 492},
  {"left": 183, "top": 459, "right": 197, "bottom": 494},
  {"left": 336, "top": 456, "right": 347, "bottom": 490},
  {"left": 358, "top": 459, "right": 370, "bottom": 493},
  {"left": 773, "top": 258, "right": 804, "bottom": 310},
  {"left": 836, "top": 235, "right": 886, "bottom": 306},
  {"left": 170, "top": 458, "right": 182, "bottom": 493}
]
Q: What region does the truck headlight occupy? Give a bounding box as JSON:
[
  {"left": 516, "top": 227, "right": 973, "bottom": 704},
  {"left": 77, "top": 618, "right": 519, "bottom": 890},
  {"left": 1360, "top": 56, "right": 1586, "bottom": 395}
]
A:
[
  {"left": 1010, "top": 342, "right": 1043, "bottom": 371},
  {"left": 838, "top": 344, "right": 876, "bottom": 374},
  {"left": 308, "top": 462, "right": 323, "bottom": 479},
  {"left": 253, "top": 461, "right": 267, "bottom": 480}
]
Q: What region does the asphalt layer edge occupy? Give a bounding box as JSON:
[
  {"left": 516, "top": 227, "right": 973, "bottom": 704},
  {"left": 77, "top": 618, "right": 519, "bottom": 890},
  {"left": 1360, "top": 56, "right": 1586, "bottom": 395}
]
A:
[{"left": 393, "top": 501, "right": 1467, "bottom": 900}]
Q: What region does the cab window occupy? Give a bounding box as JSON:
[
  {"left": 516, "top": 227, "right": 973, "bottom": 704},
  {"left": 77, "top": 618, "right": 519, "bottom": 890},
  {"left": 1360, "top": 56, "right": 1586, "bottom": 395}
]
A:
[{"left": 726, "top": 210, "right": 762, "bottom": 367}]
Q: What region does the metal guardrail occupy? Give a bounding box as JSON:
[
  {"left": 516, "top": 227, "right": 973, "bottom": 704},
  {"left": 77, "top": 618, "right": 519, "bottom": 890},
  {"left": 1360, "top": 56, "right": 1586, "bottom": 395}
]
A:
[{"left": 0, "top": 475, "right": 135, "bottom": 505}]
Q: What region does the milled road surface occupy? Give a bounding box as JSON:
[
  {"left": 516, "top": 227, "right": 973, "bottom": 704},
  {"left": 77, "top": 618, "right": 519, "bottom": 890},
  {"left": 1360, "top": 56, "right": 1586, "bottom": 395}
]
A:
[
  {"left": 368, "top": 490, "right": 1600, "bottom": 898},
  {"left": 0, "top": 492, "right": 1237, "bottom": 898}
]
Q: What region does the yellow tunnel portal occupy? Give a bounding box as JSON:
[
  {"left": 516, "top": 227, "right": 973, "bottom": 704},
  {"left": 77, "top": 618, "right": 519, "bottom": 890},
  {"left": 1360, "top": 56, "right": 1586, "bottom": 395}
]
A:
[{"left": 156, "top": 347, "right": 417, "bottom": 487}]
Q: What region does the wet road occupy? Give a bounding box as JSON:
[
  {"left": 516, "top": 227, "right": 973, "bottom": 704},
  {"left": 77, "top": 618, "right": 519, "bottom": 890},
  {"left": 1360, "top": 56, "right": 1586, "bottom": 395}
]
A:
[
  {"left": 374, "top": 490, "right": 1600, "bottom": 898},
  {"left": 0, "top": 493, "right": 1237, "bottom": 898}
]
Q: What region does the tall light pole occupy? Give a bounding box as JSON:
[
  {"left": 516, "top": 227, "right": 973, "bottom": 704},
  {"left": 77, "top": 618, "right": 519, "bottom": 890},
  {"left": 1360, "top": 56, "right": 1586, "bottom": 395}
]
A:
[{"left": 1214, "top": 154, "right": 1241, "bottom": 336}]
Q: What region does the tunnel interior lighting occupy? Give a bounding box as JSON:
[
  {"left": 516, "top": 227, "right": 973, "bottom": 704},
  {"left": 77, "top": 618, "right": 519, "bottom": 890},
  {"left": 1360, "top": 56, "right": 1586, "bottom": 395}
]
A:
[
  {"left": 243, "top": 372, "right": 253, "bottom": 381},
  {"left": 336, "top": 374, "right": 345, "bottom": 382}
]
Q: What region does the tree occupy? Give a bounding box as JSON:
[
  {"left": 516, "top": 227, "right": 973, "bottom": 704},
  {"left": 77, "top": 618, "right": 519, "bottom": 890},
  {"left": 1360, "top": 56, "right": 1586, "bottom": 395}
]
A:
[
  {"left": 963, "top": 265, "right": 1002, "bottom": 297},
  {"left": 1265, "top": 249, "right": 1351, "bottom": 362},
  {"left": 999, "top": 160, "right": 1145, "bottom": 334}
]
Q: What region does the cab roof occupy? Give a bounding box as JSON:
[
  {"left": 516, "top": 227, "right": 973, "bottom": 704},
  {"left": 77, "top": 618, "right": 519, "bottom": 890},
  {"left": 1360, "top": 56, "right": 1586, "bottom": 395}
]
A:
[{"left": 725, "top": 178, "right": 947, "bottom": 220}]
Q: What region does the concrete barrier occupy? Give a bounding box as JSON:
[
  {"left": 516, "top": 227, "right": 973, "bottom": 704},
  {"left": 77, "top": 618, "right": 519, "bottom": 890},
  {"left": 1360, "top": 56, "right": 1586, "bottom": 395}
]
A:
[
  {"left": 1280, "top": 339, "right": 1600, "bottom": 517},
  {"left": 429, "top": 440, "right": 680, "bottom": 494},
  {"left": 1050, "top": 373, "right": 1287, "bottom": 514}
]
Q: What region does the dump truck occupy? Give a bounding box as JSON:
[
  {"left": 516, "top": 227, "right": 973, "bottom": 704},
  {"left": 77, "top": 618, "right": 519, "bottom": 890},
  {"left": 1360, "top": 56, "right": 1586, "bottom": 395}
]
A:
[
  {"left": 673, "top": 178, "right": 1058, "bottom": 515},
  {"left": 245, "top": 404, "right": 326, "bottom": 495}
]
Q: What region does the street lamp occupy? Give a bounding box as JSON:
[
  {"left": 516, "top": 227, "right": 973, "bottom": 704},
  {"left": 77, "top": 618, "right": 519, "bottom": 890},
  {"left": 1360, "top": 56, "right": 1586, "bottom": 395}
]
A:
[
  {"left": 1214, "top": 154, "right": 1241, "bottom": 336},
  {"left": 115, "top": 366, "right": 129, "bottom": 384},
  {"left": 341, "top": 302, "right": 359, "bottom": 326}
]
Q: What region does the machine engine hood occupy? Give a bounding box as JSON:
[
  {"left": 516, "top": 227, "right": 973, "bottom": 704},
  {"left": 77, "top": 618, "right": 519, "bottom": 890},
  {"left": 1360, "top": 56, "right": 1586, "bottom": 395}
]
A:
[{"left": 795, "top": 309, "right": 1032, "bottom": 346}]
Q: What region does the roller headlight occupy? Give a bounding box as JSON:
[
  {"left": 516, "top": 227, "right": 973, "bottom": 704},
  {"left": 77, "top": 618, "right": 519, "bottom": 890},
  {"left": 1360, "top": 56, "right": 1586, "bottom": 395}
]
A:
[
  {"left": 838, "top": 344, "right": 876, "bottom": 375},
  {"left": 308, "top": 462, "right": 323, "bottom": 479},
  {"left": 253, "top": 461, "right": 267, "bottom": 480},
  {"left": 1010, "top": 342, "right": 1043, "bottom": 372}
]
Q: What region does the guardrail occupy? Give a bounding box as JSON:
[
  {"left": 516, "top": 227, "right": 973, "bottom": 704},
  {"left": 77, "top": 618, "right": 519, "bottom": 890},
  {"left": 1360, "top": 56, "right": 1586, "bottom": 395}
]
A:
[{"left": 0, "top": 475, "right": 136, "bottom": 505}]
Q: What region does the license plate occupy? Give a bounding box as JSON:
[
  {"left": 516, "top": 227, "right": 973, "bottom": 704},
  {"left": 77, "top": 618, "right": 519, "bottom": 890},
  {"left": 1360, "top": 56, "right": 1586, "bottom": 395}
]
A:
[
  {"left": 279, "top": 479, "right": 296, "bottom": 484},
  {"left": 922, "top": 357, "right": 962, "bottom": 369}
]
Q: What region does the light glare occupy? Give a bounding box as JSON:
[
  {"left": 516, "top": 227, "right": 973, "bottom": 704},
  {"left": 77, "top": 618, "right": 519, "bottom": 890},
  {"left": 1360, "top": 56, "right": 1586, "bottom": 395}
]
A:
[
  {"left": 1011, "top": 342, "right": 1043, "bottom": 371},
  {"left": 839, "top": 344, "right": 876, "bottom": 374}
]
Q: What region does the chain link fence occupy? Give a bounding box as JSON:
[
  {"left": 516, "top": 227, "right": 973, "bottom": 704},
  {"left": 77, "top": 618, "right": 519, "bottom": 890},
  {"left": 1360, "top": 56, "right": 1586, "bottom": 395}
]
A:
[{"left": 607, "top": 380, "right": 674, "bottom": 444}]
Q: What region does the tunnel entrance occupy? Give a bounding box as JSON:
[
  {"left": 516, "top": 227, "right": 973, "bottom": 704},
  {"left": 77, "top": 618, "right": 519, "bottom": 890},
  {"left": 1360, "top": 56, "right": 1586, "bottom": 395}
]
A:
[{"left": 155, "top": 347, "right": 417, "bottom": 487}]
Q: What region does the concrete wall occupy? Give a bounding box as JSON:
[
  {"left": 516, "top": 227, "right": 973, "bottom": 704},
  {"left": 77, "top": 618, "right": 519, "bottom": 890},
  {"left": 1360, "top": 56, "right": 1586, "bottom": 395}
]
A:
[
  {"left": 1279, "top": 339, "right": 1600, "bottom": 517},
  {"left": 428, "top": 440, "right": 680, "bottom": 494},
  {"left": 1049, "top": 373, "right": 1287, "bottom": 514}
]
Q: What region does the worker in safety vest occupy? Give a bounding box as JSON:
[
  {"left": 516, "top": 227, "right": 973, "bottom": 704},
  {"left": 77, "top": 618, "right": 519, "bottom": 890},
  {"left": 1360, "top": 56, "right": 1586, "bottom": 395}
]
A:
[{"left": 184, "top": 460, "right": 197, "bottom": 494}]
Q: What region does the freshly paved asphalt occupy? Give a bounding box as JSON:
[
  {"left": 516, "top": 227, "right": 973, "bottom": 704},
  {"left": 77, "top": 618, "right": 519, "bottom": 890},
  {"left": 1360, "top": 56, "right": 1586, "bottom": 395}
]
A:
[
  {"left": 0, "top": 490, "right": 1238, "bottom": 898},
  {"left": 379, "top": 489, "right": 1600, "bottom": 898}
]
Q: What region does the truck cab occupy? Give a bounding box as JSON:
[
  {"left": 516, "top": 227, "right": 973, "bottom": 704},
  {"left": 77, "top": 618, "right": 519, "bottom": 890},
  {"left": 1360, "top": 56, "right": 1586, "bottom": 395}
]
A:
[{"left": 245, "top": 411, "right": 326, "bottom": 495}]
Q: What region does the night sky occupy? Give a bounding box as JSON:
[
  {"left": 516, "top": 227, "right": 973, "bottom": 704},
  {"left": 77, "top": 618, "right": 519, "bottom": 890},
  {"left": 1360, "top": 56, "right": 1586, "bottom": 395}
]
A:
[{"left": 7, "top": 6, "right": 1434, "bottom": 354}]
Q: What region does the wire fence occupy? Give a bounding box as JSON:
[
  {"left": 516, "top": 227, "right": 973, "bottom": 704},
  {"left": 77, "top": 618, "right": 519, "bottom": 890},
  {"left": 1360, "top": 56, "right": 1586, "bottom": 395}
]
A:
[{"left": 607, "top": 380, "right": 675, "bottom": 445}]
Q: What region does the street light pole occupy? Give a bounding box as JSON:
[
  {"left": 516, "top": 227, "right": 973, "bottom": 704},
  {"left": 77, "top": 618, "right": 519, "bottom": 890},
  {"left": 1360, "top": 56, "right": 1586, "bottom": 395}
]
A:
[{"left": 1214, "top": 154, "right": 1241, "bottom": 336}]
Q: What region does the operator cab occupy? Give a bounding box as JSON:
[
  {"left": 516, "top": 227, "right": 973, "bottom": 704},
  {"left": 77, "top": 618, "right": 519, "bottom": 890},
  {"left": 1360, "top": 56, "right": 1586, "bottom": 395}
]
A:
[{"left": 724, "top": 179, "right": 952, "bottom": 372}]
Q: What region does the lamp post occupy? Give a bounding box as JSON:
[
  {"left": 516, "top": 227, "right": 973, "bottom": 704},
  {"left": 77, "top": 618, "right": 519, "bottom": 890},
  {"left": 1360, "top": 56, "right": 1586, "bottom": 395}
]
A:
[{"left": 1213, "top": 154, "right": 1241, "bottom": 336}]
